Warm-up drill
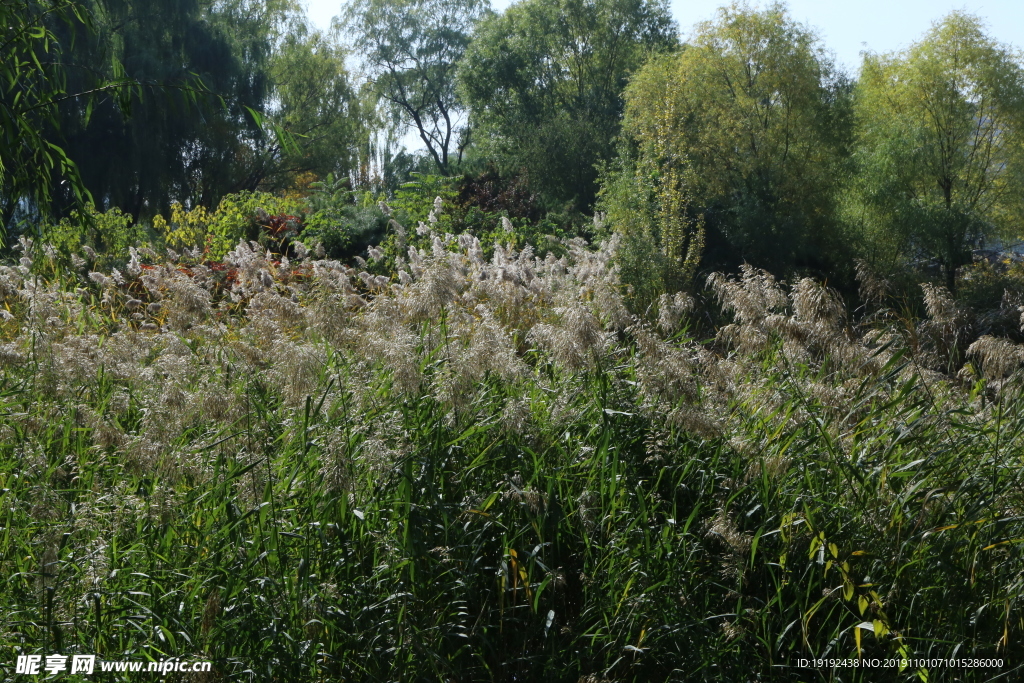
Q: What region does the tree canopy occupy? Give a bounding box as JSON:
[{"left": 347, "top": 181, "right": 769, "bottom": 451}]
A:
[
  {"left": 613, "top": 1, "right": 852, "bottom": 279},
  {"left": 247, "top": 22, "right": 368, "bottom": 193},
  {"left": 459, "top": 0, "right": 677, "bottom": 211},
  {"left": 51, "top": 0, "right": 298, "bottom": 218},
  {"left": 6, "top": 0, "right": 1024, "bottom": 311},
  {"left": 851, "top": 11, "right": 1024, "bottom": 290},
  {"left": 2, "top": 0, "right": 376, "bottom": 239},
  {"left": 344, "top": 0, "right": 489, "bottom": 175},
  {"left": 0, "top": 0, "right": 140, "bottom": 233}
]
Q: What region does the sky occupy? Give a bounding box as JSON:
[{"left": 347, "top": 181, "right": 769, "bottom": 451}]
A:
[{"left": 305, "top": 0, "right": 1024, "bottom": 75}]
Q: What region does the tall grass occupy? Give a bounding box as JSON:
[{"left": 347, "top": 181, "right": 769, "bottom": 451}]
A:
[{"left": 1, "top": 233, "right": 1023, "bottom": 682}]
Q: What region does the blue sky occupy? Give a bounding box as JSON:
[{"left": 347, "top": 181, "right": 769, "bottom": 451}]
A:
[{"left": 305, "top": 0, "right": 1024, "bottom": 75}]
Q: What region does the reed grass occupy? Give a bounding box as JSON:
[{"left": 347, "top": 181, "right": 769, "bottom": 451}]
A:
[{"left": 1, "top": 235, "right": 1023, "bottom": 682}]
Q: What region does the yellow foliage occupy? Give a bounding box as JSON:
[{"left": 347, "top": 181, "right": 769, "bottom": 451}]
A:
[
  {"left": 154, "top": 192, "right": 307, "bottom": 258},
  {"left": 157, "top": 203, "right": 211, "bottom": 251},
  {"left": 44, "top": 204, "right": 141, "bottom": 258},
  {"left": 284, "top": 171, "right": 320, "bottom": 200}
]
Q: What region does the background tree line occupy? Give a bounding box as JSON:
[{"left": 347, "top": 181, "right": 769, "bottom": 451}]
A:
[
  {"left": 5, "top": 0, "right": 1024, "bottom": 312},
  {"left": 3, "top": 0, "right": 369, "bottom": 228}
]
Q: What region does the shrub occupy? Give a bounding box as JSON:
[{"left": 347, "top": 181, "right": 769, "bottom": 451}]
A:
[
  {"left": 154, "top": 191, "right": 306, "bottom": 258},
  {"left": 42, "top": 204, "right": 147, "bottom": 268},
  {"left": 299, "top": 174, "right": 389, "bottom": 259}
]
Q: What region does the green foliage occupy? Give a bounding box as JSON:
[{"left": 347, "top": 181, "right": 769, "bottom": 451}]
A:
[
  {"left": 44, "top": 205, "right": 146, "bottom": 263},
  {"left": 15, "top": 2, "right": 1024, "bottom": 677},
  {"left": 51, "top": 0, "right": 307, "bottom": 218},
  {"left": 955, "top": 257, "right": 1024, "bottom": 339},
  {"left": 382, "top": 172, "right": 577, "bottom": 263},
  {"left": 155, "top": 191, "right": 305, "bottom": 258},
  {"left": 258, "top": 23, "right": 368, "bottom": 192},
  {"left": 300, "top": 175, "right": 389, "bottom": 259},
  {"left": 0, "top": 0, "right": 144, "bottom": 238},
  {"left": 3, "top": 249, "right": 1024, "bottom": 680},
  {"left": 390, "top": 174, "right": 459, "bottom": 226},
  {"left": 849, "top": 11, "right": 1024, "bottom": 291},
  {"left": 599, "top": 147, "right": 704, "bottom": 307},
  {"left": 343, "top": 0, "right": 488, "bottom": 174},
  {"left": 0, "top": 0, "right": 82, "bottom": 231},
  {"left": 459, "top": 0, "right": 677, "bottom": 211},
  {"left": 615, "top": 1, "right": 852, "bottom": 279},
  {"left": 611, "top": 222, "right": 678, "bottom": 317}
]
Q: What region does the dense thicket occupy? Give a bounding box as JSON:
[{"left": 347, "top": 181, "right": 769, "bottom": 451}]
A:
[
  {"left": 3, "top": 216, "right": 1024, "bottom": 681},
  {"left": 51, "top": 0, "right": 276, "bottom": 217}
]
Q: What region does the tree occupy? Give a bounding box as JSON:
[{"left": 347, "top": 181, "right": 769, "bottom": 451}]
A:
[
  {"left": 344, "top": 0, "right": 488, "bottom": 175},
  {"left": 51, "top": 0, "right": 299, "bottom": 219},
  {"left": 459, "top": 0, "right": 676, "bottom": 211},
  {"left": 851, "top": 12, "right": 1024, "bottom": 291},
  {"left": 0, "top": 0, "right": 140, "bottom": 236},
  {"left": 612, "top": 1, "right": 852, "bottom": 280},
  {"left": 246, "top": 22, "right": 369, "bottom": 193}
]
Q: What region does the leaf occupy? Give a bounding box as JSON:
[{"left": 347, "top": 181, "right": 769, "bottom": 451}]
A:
[
  {"left": 873, "top": 619, "right": 888, "bottom": 638},
  {"left": 245, "top": 105, "right": 304, "bottom": 157},
  {"left": 854, "top": 621, "right": 875, "bottom": 657}
]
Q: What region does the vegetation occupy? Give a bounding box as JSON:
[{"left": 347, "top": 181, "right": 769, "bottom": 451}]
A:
[
  {"left": 4, "top": 0, "right": 1024, "bottom": 681},
  {"left": 0, "top": 0, "right": 138, "bottom": 229},
  {"left": 849, "top": 13, "right": 1024, "bottom": 292},
  {"left": 610, "top": 2, "right": 853, "bottom": 287},
  {"left": 3, "top": 213, "right": 1024, "bottom": 680},
  {"left": 459, "top": 0, "right": 677, "bottom": 211},
  {"left": 344, "top": 0, "right": 488, "bottom": 174}
]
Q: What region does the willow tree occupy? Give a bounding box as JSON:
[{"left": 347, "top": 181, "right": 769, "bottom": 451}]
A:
[
  {"left": 47, "top": 0, "right": 306, "bottom": 219},
  {"left": 852, "top": 12, "right": 1024, "bottom": 291},
  {"left": 246, "top": 23, "right": 368, "bottom": 193},
  {"left": 0, "top": 0, "right": 141, "bottom": 235},
  {"left": 610, "top": 1, "right": 852, "bottom": 280}
]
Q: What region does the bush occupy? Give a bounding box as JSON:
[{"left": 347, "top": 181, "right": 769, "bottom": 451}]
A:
[
  {"left": 384, "top": 170, "right": 582, "bottom": 262},
  {"left": 43, "top": 204, "right": 147, "bottom": 267},
  {"left": 154, "top": 191, "right": 306, "bottom": 258},
  {"left": 956, "top": 257, "right": 1024, "bottom": 340},
  {"left": 299, "top": 174, "right": 389, "bottom": 259}
]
